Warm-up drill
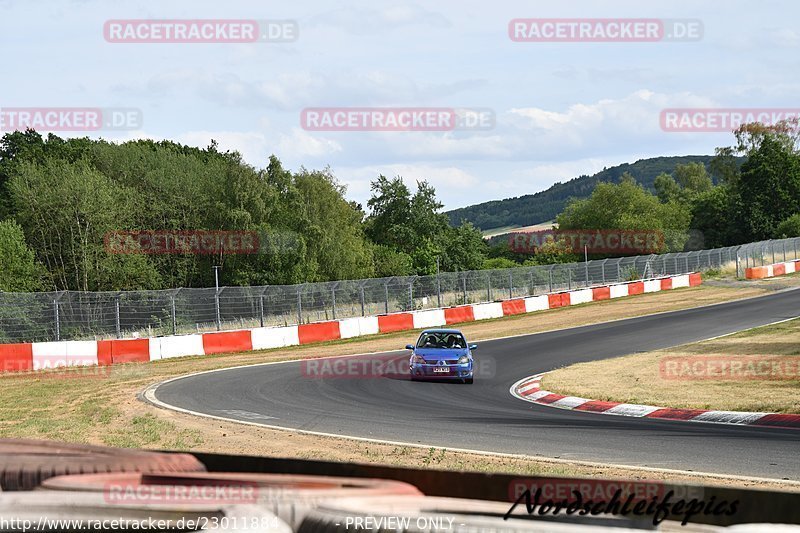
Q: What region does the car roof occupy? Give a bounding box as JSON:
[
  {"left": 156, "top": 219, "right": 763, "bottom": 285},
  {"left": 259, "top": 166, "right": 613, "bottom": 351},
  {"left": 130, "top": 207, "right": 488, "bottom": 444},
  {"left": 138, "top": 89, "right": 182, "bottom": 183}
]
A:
[{"left": 419, "top": 329, "right": 464, "bottom": 335}]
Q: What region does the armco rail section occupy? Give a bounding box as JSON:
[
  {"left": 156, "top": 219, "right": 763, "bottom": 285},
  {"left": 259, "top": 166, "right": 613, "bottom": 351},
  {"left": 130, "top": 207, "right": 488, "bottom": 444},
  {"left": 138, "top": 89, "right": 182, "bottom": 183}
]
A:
[{"left": 0, "top": 273, "right": 701, "bottom": 374}]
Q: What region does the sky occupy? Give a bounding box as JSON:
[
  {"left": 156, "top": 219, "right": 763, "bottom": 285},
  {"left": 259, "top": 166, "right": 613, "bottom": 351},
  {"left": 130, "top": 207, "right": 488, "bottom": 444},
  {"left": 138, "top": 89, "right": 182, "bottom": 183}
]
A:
[{"left": 1, "top": 0, "right": 798, "bottom": 210}]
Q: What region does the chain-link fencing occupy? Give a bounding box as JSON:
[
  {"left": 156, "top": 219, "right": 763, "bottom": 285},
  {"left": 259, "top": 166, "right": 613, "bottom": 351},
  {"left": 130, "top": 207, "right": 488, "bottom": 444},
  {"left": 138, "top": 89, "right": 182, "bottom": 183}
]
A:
[{"left": 0, "top": 237, "right": 797, "bottom": 343}]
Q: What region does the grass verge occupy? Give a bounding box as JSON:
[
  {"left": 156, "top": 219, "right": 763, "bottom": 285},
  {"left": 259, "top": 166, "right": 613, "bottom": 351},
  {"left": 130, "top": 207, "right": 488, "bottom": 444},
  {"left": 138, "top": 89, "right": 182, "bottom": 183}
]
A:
[{"left": 543, "top": 318, "right": 800, "bottom": 414}]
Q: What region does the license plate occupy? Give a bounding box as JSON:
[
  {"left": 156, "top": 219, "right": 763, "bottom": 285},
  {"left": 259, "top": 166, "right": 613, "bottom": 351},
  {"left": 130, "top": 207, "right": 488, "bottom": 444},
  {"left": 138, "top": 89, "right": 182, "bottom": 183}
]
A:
[{"left": 433, "top": 367, "right": 450, "bottom": 373}]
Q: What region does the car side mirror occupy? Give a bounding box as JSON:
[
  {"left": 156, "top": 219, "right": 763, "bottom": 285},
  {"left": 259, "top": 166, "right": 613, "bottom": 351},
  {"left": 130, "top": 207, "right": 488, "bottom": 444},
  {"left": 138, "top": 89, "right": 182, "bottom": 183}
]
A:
[
  {"left": 405, "top": 344, "right": 415, "bottom": 350},
  {"left": 469, "top": 344, "right": 478, "bottom": 350}
]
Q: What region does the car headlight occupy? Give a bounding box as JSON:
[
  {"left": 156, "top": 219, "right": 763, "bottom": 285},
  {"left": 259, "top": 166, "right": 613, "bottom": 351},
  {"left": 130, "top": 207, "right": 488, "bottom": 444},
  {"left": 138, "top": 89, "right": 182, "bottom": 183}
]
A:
[
  {"left": 412, "top": 355, "right": 426, "bottom": 364},
  {"left": 457, "top": 355, "right": 469, "bottom": 364}
]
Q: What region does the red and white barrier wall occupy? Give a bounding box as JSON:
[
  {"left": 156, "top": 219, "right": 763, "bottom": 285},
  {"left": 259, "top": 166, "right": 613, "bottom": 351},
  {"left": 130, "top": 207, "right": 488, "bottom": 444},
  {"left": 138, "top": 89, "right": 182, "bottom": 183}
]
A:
[
  {"left": 745, "top": 260, "right": 799, "bottom": 280},
  {"left": 0, "top": 273, "right": 702, "bottom": 374}
]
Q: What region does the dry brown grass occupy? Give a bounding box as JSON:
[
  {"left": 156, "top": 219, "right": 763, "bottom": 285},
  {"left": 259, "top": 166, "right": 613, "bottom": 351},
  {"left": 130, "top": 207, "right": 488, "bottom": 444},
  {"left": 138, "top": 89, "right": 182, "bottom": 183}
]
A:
[{"left": 543, "top": 318, "right": 800, "bottom": 413}]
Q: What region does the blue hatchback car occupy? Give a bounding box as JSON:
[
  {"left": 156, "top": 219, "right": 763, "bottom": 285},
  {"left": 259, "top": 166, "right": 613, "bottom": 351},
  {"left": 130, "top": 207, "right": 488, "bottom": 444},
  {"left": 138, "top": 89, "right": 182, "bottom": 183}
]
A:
[{"left": 406, "top": 329, "right": 476, "bottom": 384}]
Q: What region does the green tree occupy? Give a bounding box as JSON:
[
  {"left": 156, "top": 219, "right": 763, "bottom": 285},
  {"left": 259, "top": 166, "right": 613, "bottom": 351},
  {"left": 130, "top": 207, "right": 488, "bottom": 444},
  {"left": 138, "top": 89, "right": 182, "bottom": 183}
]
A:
[
  {"left": 482, "top": 257, "right": 518, "bottom": 270},
  {"left": 689, "top": 187, "right": 732, "bottom": 249},
  {"left": 364, "top": 176, "right": 485, "bottom": 275},
  {"left": 734, "top": 136, "right": 800, "bottom": 240},
  {"left": 8, "top": 158, "right": 162, "bottom": 291},
  {"left": 0, "top": 220, "right": 43, "bottom": 291},
  {"left": 654, "top": 172, "right": 680, "bottom": 203},
  {"left": 556, "top": 175, "right": 691, "bottom": 252},
  {"left": 775, "top": 214, "right": 800, "bottom": 238},
  {"left": 674, "top": 162, "right": 713, "bottom": 197}
]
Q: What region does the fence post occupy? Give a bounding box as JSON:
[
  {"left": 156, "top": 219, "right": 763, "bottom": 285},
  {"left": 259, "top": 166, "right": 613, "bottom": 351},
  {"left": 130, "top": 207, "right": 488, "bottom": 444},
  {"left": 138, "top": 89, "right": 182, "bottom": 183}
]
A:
[
  {"left": 53, "top": 293, "right": 62, "bottom": 341},
  {"left": 215, "top": 288, "right": 222, "bottom": 331},
  {"left": 567, "top": 268, "right": 572, "bottom": 290},
  {"left": 408, "top": 280, "right": 414, "bottom": 311},
  {"left": 115, "top": 295, "right": 121, "bottom": 339},
  {"left": 436, "top": 271, "right": 442, "bottom": 308},
  {"left": 331, "top": 285, "right": 337, "bottom": 320},
  {"left": 617, "top": 261, "right": 622, "bottom": 282},
  {"left": 601, "top": 259, "right": 607, "bottom": 285},
  {"left": 259, "top": 293, "right": 265, "bottom": 328},
  {"left": 462, "top": 275, "right": 467, "bottom": 304},
  {"left": 384, "top": 283, "right": 389, "bottom": 314},
  {"left": 486, "top": 274, "right": 491, "bottom": 302},
  {"left": 735, "top": 249, "right": 741, "bottom": 278},
  {"left": 508, "top": 272, "right": 513, "bottom": 299},
  {"left": 359, "top": 286, "right": 366, "bottom": 317},
  {"left": 296, "top": 286, "right": 303, "bottom": 325},
  {"left": 548, "top": 266, "right": 554, "bottom": 293},
  {"left": 783, "top": 240, "right": 787, "bottom": 262},
  {"left": 171, "top": 294, "right": 177, "bottom": 335}
]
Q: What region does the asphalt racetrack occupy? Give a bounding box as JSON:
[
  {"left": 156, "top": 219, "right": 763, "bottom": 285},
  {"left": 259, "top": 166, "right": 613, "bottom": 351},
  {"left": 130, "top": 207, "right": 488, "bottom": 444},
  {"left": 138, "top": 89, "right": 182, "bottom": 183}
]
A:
[{"left": 152, "top": 288, "right": 800, "bottom": 480}]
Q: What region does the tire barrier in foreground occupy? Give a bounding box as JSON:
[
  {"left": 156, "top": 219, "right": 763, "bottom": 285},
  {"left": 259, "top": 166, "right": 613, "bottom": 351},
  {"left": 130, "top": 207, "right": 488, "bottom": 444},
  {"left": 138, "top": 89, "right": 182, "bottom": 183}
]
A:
[
  {"left": 0, "top": 273, "right": 702, "bottom": 377},
  {"left": 745, "top": 259, "right": 800, "bottom": 279},
  {"left": 0, "top": 439, "right": 206, "bottom": 491},
  {"left": 41, "top": 471, "right": 422, "bottom": 529}
]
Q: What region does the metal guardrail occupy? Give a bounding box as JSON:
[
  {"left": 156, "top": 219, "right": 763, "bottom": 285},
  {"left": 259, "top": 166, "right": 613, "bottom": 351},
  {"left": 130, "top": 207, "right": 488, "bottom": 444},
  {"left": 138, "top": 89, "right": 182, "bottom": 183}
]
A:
[{"left": 0, "top": 237, "right": 798, "bottom": 343}]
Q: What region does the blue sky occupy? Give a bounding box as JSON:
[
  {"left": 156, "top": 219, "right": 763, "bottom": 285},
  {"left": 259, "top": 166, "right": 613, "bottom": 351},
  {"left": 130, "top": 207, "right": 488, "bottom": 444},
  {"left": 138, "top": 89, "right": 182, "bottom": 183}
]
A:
[{"left": 2, "top": 0, "right": 797, "bottom": 210}]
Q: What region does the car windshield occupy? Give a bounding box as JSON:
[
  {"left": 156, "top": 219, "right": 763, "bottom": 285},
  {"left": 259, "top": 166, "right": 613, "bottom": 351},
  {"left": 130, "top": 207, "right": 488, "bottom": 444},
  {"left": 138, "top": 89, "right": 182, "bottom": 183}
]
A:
[{"left": 416, "top": 332, "right": 466, "bottom": 349}]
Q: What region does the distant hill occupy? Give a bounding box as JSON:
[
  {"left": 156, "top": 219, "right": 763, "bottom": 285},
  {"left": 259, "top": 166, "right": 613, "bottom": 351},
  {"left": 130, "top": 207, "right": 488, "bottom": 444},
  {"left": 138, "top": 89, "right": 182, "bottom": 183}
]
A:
[{"left": 446, "top": 155, "right": 737, "bottom": 230}]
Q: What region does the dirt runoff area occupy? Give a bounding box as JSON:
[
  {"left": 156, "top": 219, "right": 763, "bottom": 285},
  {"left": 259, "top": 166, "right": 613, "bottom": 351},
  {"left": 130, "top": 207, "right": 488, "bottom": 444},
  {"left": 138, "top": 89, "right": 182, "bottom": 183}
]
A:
[{"left": 1, "top": 282, "right": 797, "bottom": 492}]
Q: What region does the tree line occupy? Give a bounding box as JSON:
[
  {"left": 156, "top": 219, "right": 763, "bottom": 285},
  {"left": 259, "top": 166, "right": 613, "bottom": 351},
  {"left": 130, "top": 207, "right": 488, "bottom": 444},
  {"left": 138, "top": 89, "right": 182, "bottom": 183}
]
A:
[
  {"left": 1, "top": 121, "right": 797, "bottom": 293},
  {"left": 0, "top": 130, "right": 486, "bottom": 292}
]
